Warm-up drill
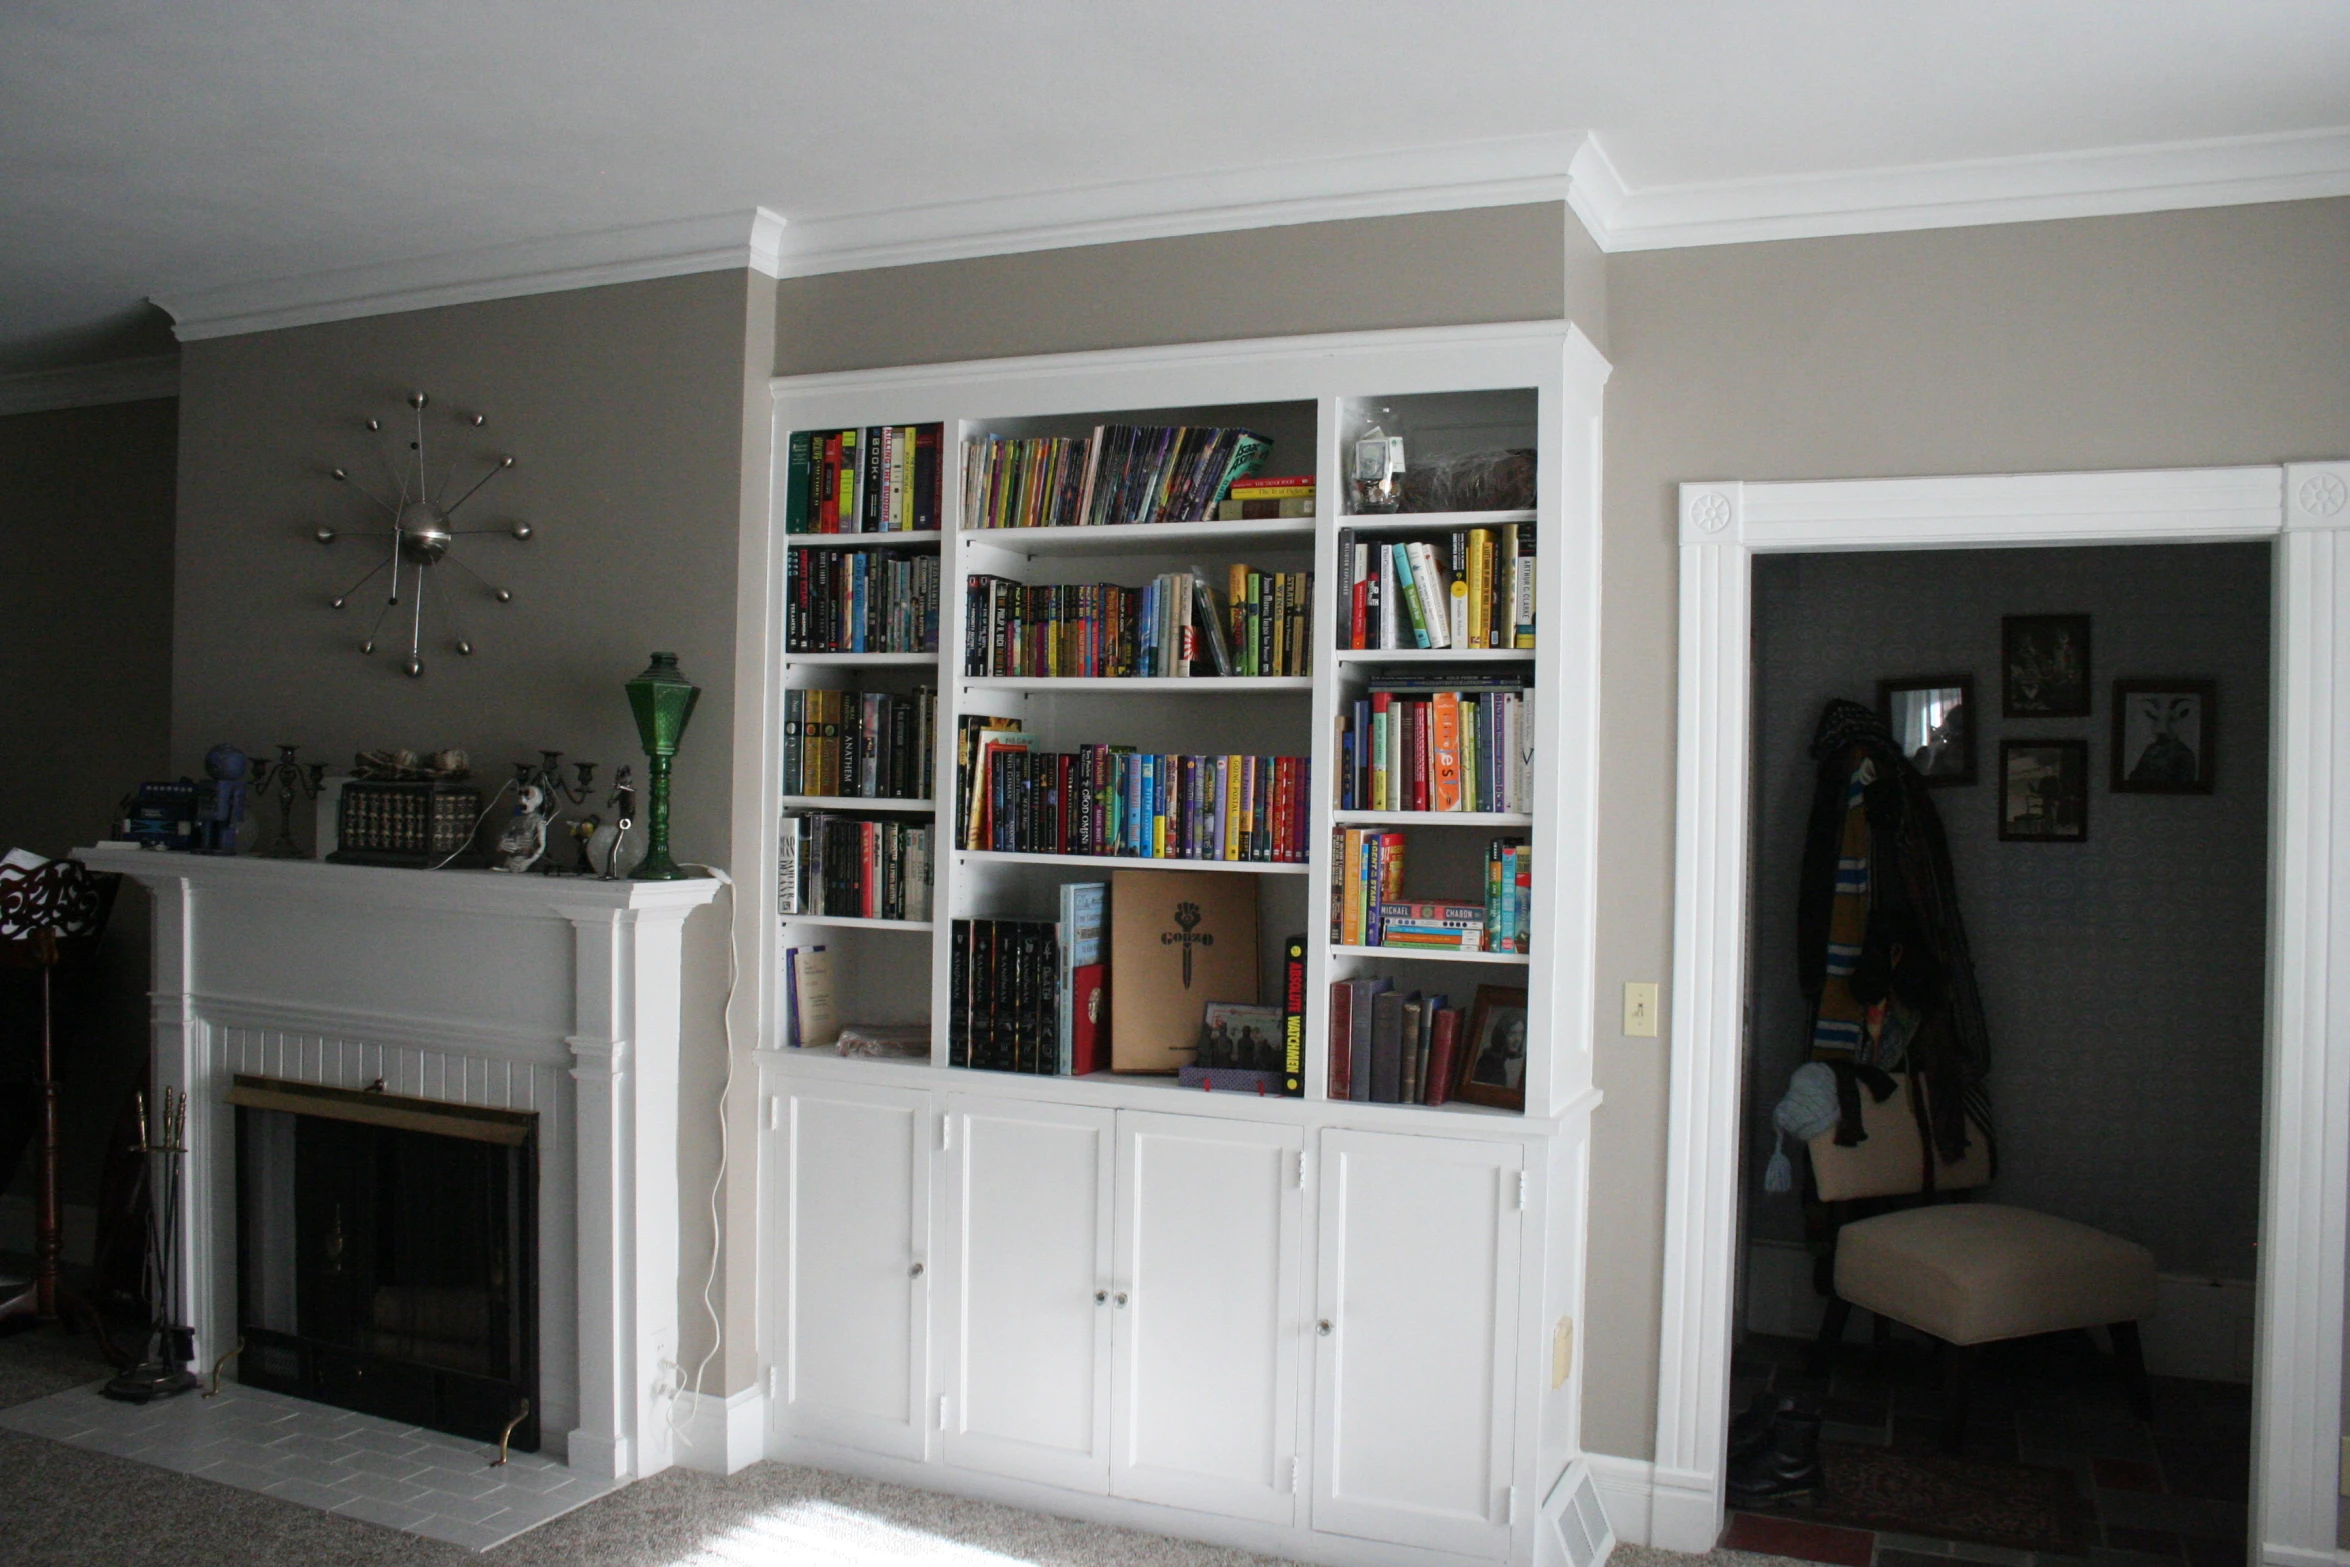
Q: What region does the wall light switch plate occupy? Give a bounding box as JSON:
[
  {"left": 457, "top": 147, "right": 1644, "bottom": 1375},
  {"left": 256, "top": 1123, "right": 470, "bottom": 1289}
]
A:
[{"left": 1623, "top": 982, "right": 1660, "bottom": 1037}]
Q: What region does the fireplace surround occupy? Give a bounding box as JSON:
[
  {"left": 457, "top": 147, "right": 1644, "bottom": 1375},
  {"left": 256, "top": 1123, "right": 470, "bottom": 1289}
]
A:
[{"left": 77, "top": 848, "right": 720, "bottom": 1483}]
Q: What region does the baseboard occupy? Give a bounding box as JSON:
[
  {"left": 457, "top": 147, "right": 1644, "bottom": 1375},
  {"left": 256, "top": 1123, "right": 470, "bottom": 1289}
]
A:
[
  {"left": 670, "top": 1385, "right": 767, "bottom": 1475},
  {"left": 1744, "top": 1238, "right": 2255, "bottom": 1382},
  {"left": 2257, "top": 1543, "right": 2350, "bottom": 1567},
  {"left": 0, "top": 1196, "right": 98, "bottom": 1267},
  {"left": 1645, "top": 1466, "right": 1724, "bottom": 1555},
  {"left": 1584, "top": 1453, "right": 1654, "bottom": 1546}
]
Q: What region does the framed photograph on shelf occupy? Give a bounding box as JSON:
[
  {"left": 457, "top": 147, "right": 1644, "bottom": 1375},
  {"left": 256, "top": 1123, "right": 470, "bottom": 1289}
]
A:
[
  {"left": 1451, "top": 984, "right": 1530, "bottom": 1111},
  {"left": 2112, "top": 679, "right": 2215, "bottom": 794},
  {"left": 1999, "top": 739, "right": 2090, "bottom": 843},
  {"left": 2003, "top": 614, "right": 2092, "bottom": 717},
  {"left": 1877, "top": 674, "right": 1975, "bottom": 786}
]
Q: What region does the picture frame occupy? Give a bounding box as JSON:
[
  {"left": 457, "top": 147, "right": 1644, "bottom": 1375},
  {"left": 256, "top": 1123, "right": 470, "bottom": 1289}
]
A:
[
  {"left": 2111, "top": 679, "right": 2215, "bottom": 794},
  {"left": 1876, "top": 673, "right": 1976, "bottom": 786},
  {"left": 2002, "top": 614, "right": 2092, "bottom": 717},
  {"left": 1451, "top": 984, "right": 1530, "bottom": 1111},
  {"left": 1998, "top": 739, "right": 2090, "bottom": 843}
]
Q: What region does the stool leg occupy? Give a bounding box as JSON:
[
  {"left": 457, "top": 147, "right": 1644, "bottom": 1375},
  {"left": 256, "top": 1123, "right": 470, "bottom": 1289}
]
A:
[
  {"left": 2111, "top": 1321, "right": 2154, "bottom": 1422},
  {"left": 1810, "top": 1297, "right": 1853, "bottom": 1376},
  {"left": 1942, "top": 1341, "right": 1976, "bottom": 1454}
]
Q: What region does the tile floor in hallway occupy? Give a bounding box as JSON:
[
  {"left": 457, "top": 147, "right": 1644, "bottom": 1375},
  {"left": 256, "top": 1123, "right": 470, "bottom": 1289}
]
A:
[
  {"left": 0, "top": 1375, "right": 614, "bottom": 1552},
  {"left": 1720, "top": 1332, "right": 2251, "bottom": 1567}
]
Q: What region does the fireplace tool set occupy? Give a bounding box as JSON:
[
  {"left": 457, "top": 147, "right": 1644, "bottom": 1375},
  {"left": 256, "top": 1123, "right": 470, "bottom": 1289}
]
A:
[{"left": 101, "top": 1088, "right": 202, "bottom": 1403}]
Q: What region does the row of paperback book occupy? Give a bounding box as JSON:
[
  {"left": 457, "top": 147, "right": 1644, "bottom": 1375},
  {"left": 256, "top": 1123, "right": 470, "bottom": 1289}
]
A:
[
  {"left": 782, "top": 688, "right": 937, "bottom": 801},
  {"left": 956, "top": 718, "right": 1310, "bottom": 863},
  {"left": 947, "top": 882, "right": 1104, "bottom": 1074},
  {"left": 1336, "top": 524, "right": 1534, "bottom": 650},
  {"left": 1330, "top": 828, "right": 1531, "bottom": 951},
  {"left": 960, "top": 425, "right": 1271, "bottom": 530},
  {"left": 1327, "top": 979, "right": 1463, "bottom": 1105},
  {"left": 1336, "top": 680, "right": 1532, "bottom": 813},
  {"left": 784, "top": 425, "right": 945, "bottom": 534},
  {"left": 965, "top": 571, "right": 1214, "bottom": 679},
  {"left": 778, "top": 813, "right": 935, "bottom": 922},
  {"left": 786, "top": 548, "right": 943, "bottom": 655}
]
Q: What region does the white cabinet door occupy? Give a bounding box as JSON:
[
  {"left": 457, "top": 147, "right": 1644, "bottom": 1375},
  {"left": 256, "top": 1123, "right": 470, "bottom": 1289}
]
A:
[
  {"left": 1110, "top": 1111, "right": 1304, "bottom": 1524},
  {"left": 1312, "top": 1128, "right": 1523, "bottom": 1558},
  {"left": 778, "top": 1082, "right": 931, "bottom": 1458},
  {"left": 940, "top": 1096, "right": 1115, "bottom": 1492}
]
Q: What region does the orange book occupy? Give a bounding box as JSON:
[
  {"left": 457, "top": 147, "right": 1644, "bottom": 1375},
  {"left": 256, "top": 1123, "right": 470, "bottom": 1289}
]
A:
[{"left": 1431, "top": 693, "right": 1463, "bottom": 812}]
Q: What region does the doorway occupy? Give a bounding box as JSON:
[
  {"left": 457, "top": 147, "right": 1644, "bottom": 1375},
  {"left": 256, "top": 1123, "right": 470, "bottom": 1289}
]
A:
[{"left": 1644, "top": 464, "right": 2350, "bottom": 1567}]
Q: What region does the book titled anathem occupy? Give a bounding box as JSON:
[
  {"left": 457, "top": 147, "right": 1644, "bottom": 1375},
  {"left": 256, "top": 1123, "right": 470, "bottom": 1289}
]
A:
[{"left": 1108, "top": 869, "right": 1259, "bottom": 1073}]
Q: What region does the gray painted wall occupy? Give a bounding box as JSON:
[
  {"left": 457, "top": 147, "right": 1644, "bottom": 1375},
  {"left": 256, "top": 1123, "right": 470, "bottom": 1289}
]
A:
[
  {"left": 1746, "top": 543, "right": 2269, "bottom": 1279},
  {"left": 1591, "top": 196, "right": 2350, "bottom": 1458},
  {"left": 170, "top": 269, "right": 761, "bottom": 1367},
  {"left": 0, "top": 397, "right": 176, "bottom": 1208}
]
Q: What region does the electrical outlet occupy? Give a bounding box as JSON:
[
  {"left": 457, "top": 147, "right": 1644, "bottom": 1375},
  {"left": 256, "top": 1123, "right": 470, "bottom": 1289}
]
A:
[
  {"left": 1623, "top": 982, "right": 1660, "bottom": 1037},
  {"left": 1552, "top": 1317, "right": 1574, "bottom": 1389}
]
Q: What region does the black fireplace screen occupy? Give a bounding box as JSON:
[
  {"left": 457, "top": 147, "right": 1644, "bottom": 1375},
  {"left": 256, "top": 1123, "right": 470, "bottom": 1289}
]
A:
[{"left": 232, "top": 1076, "right": 537, "bottom": 1450}]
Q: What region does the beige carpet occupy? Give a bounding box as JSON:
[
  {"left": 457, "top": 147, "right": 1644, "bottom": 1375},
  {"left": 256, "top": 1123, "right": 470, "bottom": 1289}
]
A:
[{"left": 0, "top": 1315, "right": 1794, "bottom": 1567}]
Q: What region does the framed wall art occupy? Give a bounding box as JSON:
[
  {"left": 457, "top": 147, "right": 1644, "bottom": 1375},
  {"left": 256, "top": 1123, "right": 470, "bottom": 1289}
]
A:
[
  {"left": 1877, "top": 673, "right": 1976, "bottom": 786},
  {"left": 1999, "top": 739, "right": 2090, "bottom": 842},
  {"left": 2002, "top": 614, "right": 2092, "bottom": 717},
  {"left": 2112, "top": 678, "right": 2215, "bottom": 794}
]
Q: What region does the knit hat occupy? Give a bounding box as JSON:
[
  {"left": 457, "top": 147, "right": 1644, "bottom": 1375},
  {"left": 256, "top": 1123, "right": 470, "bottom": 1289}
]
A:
[{"left": 1764, "top": 1062, "right": 1840, "bottom": 1195}]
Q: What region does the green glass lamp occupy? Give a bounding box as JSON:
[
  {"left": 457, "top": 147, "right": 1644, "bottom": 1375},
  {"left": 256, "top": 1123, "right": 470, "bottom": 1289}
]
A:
[{"left": 624, "top": 651, "right": 701, "bottom": 880}]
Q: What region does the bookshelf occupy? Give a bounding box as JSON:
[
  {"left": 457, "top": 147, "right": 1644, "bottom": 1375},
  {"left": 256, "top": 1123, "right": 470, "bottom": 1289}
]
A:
[{"left": 742, "top": 323, "right": 1610, "bottom": 1567}]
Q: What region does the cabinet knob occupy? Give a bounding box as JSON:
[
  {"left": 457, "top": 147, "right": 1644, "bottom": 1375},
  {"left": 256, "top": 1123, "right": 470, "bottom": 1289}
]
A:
[
  {"left": 909, "top": 1261, "right": 925, "bottom": 1278},
  {"left": 1317, "top": 1319, "right": 1332, "bottom": 1337},
  {"left": 1113, "top": 1291, "right": 1129, "bottom": 1308},
  {"left": 1094, "top": 1290, "right": 1108, "bottom": 1305}
]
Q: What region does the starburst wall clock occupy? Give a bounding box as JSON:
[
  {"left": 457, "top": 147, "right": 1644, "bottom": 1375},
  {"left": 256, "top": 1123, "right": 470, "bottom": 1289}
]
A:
[{"left": 312, "top": 391, "right": 533, "bottom": 677}]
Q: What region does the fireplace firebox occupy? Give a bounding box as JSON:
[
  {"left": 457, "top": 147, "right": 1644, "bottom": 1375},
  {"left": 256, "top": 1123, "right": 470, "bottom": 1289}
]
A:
[{"left": 231, "top": 1075, "right": 538, "bottom": 1450}]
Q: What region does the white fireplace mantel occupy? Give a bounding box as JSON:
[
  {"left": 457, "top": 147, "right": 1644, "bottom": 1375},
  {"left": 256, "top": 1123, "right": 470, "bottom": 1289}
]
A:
[{"left": 76, "top": 847, "right": 721, "bottom": 1484}]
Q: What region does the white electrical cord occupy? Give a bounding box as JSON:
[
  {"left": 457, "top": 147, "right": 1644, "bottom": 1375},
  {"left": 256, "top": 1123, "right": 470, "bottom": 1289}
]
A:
[{"left": 667, "top": 863, "right": 736, "bottom": 1451}]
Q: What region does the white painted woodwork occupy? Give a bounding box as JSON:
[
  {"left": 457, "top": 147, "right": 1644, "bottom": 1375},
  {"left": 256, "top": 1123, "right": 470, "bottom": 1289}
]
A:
[
  {"left": 74, "top": 850, "right": 719, "bottom": 1484},
  {"left": 1653, "top": 461, "right": 2350, "bottom": 1567},
  {"left": 1110, "top": 1111, "right": 1303, "bottom": 1525},
  {"left": 778, "top": 1082, "right": 930, "bottom": 1458},
  {"left": 1313, "top": 1128, "right": 1523, "bottom": 1559},
  {"left": 941, "top": 1097, "right": 1116, "bottom": 1492}
]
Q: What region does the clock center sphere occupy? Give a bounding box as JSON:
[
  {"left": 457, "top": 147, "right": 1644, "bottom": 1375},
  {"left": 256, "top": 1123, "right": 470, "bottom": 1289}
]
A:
[{"left": 397, "top": 501, "right": 453, "bottom": 564}]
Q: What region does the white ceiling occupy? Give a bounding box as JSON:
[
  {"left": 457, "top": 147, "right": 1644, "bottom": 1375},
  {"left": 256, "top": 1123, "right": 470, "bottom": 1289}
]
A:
[{"left": 3, "top": 1, "right": 2347, "bottom": 383}]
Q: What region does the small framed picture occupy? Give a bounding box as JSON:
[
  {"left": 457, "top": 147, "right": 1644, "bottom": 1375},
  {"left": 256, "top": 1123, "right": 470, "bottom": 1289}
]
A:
[
  {"left": 1877, "top": 674, "right": 1976, "bottom": 786},
  {"left": 1999, "top": 739, "right": 2090, "bottom": 843},
  {"left": 1452, "top": 984, "right": 1530, "bottom": 1112},
  {"left": 2003, "top": 614, "right": 2092, "bottom": 717},
  {"left": 2112, "top": 679, "right": 2215, "bottom": 794}
]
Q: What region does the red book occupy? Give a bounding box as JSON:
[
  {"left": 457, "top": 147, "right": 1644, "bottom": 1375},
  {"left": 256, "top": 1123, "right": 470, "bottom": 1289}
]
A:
[
  {"left": 1351, "top": 577, "right": 1369, "bottom": 650},
  {"left": 1071, "top": 964, "right": 1107, "bottom": 1075},
  {"left": 820, "top": 434, "right": 841, "bottom": 532},
  {"left": 1424, "top": 1007, "right": 1461, "bottom": 1106},
  {"left": 1328, "top": 980, "right": 1353, "bottom": 1099},
  {"left": 859, "top": 820, "right": 877, "bottom": 918},
  {"left": 1410, "top": 702, "right": 1430, "bottom": 811}
]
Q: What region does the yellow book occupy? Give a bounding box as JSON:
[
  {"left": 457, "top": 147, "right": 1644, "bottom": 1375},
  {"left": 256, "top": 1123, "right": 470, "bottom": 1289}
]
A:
[
  {"left": 1228, "top": 564, "right": 1249, "bottom": 668},
  {"left": 1342, "top": 828, "right": 1368, "bottom": 945},
  {"left": 1468, "top": 529, "right": 1494, "bottom": 648},
  {"left": 1432, "top": 693, "right": 1463, "bottom": 812}
]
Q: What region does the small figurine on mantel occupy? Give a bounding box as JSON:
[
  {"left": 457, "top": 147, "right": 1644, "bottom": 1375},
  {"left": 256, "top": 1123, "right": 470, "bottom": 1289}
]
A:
[
  {"left": 591, "top": 766, "right": 636, "bottom": 880},
  {"left": 491, "top": 784, "right": 550, "bottom": 873}
]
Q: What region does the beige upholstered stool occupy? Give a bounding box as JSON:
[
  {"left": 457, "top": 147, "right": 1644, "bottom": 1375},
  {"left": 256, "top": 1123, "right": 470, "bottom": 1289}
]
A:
[{"left": 1807, "top": 1074, "right": 2157, "bottom": 1449}]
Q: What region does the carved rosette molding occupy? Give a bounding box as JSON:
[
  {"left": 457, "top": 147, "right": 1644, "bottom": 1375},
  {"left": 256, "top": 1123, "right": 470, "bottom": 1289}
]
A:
[
  {"left": 1677, "top": 484, "right": 1742, "bottom": 546},
  {"left": 2286, "top": 463, "right": 2350, "bottom": 530}
]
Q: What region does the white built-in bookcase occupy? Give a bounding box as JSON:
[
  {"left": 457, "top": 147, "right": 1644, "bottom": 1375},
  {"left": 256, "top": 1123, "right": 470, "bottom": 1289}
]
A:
[
  {"left": 747, "top": 321, "right": 1609, "bottom": 1121},
  {"left": 736, "top": 322, "right": 1614, "bottom": 1567}
]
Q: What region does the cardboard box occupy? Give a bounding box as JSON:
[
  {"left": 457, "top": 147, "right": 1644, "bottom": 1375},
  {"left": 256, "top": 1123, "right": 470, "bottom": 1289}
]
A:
[{"left": 1108, "top": 869, "right": 1259, "bottom": 1073}]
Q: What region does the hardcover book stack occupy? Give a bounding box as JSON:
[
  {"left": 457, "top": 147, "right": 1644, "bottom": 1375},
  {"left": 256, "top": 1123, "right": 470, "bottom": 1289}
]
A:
[
  {"left": 778, "top": 813, "right": 935, "bottom": 922},
  {"left": 784, "top": 424, "right": 945, "bottom": 534},
  {"left": 1325, "top": 979, "right": 1464, "bottom": 1105},
  {"left": 961, "top": 425, "right": 1271, "bottom": 530},
  {"left": 1337, "top": 678, "right": 1531, "bottom": 812},
  {"left": 1211, "top": 473, "right": 1315, "bottom": 520},
  {"left": 957, "top": 717, "right": 1309, "bottom": 864},
  {"left": 783, "top": 688, "right": 937, "bottom": 800},
  {"left": 787, "top": 549, "right": 942, "bottom": 654},
  {"left": 1336, "top": 524, "right": 1535, "bottom": 650}
]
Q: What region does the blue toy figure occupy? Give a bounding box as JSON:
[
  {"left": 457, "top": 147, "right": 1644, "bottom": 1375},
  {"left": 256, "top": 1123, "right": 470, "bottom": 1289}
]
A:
[{"left": 195, "top": 745, "right": 249, "bottom": 855}]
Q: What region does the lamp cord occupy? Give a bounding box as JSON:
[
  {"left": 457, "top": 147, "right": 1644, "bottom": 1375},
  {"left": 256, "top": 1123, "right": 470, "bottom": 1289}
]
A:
[{"left": 667, "top": 864, "right": 735, "bottom": 1452}]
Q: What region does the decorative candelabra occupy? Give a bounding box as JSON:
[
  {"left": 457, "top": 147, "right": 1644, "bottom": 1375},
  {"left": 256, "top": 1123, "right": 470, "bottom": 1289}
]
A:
[
  {"left": 249, "top": 745, "right": 328, "bottom": 858},
  {"left": 623, "top": 653, "right": 700, "bottom": 881},
  {"left": 512, "top": 751, "right": 596, "bottom": 811}
]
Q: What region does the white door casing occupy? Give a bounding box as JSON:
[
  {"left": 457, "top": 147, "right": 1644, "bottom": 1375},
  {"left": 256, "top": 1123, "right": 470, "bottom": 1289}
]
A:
[
  {"left": 1314, "top": 1127, "right": 1524, "bottom": 1558},
  {"left": 1651, "top": 463, "right": 2350, "bottom": 1565},
  {"left": 1111, "top": 1110, "right": 1305, "bottom": 1524}
]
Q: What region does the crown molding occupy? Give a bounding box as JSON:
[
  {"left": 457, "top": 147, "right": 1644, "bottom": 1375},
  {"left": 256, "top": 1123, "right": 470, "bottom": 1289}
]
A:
[
  {"left": 1568, "top": 126, "right": 2350, "bottom": 253},
  {"left": 154, "top": 208, "right": 788, "bottom": 342},
  {"left": 766, "top": 133, "right": 1583, "bottom": 277},
  {"left": 0, "top": 354, "right": 179, "bottom": 416}
]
